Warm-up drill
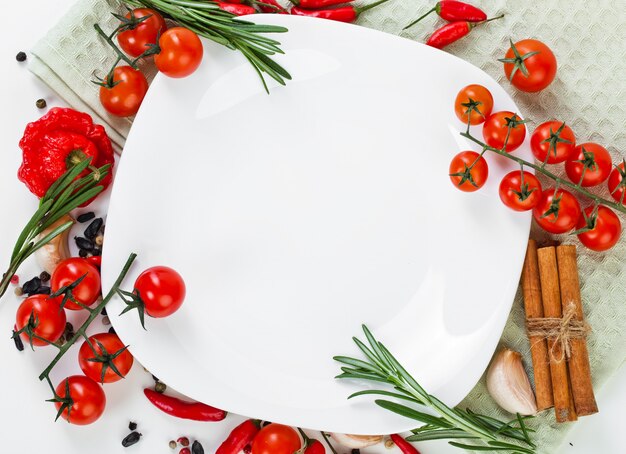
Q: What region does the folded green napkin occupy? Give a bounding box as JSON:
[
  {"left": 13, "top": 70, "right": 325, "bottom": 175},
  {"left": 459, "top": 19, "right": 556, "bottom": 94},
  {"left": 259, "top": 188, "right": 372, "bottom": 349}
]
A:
[{"left": 31, "top": 0, "right": 626, "bottom": 452}]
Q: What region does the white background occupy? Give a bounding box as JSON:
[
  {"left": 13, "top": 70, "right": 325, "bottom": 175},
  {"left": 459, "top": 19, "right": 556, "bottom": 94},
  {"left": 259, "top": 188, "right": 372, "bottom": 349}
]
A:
[{"left": 0, "top": 1, "right": 623, "bottom": 453}]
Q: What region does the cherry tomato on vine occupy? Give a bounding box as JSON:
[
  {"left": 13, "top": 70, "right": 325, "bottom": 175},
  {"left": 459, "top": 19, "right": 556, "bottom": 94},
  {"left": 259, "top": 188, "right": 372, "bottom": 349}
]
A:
[
  {"left": 99, "top": 66, "right": 149, "bottom": 117},
  {"left": 454, "top": 84, "right": 494, "bottom": 125},
  {"left": 154, "top": 27, "right": 203, "bottom": 78},
  {"left": 78, "top": 333, "right": 134, "bottom": 383},
  {"left": 576, "top": 205, "right": 621, "bottom": 252},
  {"left": 51, "top": 258, "right": 101, "bottom": 310},
  {"left": 15, "top": 294, "right": 66, "bottom": 347},
  {"left": 498, "top": 170, "right": 543, "bottom": 211},
  {"left": 565, "top": 143, "right": 612, "bottom": 187},
  {"left": 117, "top": 8, "right": 167, "bottom": 58},
  {"left": 530, "top": 121, "right": 576, "bottom": 164},
  {"left": 449, "top": 151, "right": 489, "bottom": 192},
  {"left": 251, "top": 424, "right": 301, "bottom": 454},
  {"left": 482, "top": 111, "right": 526, "bottom": 152},
  {"left": 134, "top": 266, "right": 186, "bottom": 317},
  {"left": 500, "top": 39, "right": 557, "bottom": 92},
  {"left": 608, "top": 161, "right": 626, "bottom": 205},
  {"left": 54, "top": 375, "right": 106, "bottom": 425},
  {"left": 532, "top": 188, "right": 581, "bottom": 234}
]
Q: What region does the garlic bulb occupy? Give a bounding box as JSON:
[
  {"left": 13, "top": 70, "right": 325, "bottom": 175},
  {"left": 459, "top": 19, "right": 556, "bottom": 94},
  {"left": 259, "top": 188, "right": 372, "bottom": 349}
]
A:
[
  {"left": 486, "top": 348, "right": 538, "bottom": 416},
  {"left": 34, "top": 214, "right": 74, "bottom": 274},
  {"left": 331, "top": 433, "right": 383, "bottom": 449}
]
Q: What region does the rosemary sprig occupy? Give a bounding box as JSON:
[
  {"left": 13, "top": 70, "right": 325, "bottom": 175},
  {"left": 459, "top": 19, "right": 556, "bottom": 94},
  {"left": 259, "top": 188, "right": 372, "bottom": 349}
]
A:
[
  {"left": 0, "top": 160, "right": 110, "bottom": 300},
  {"left": 334, "top": 325, "right": 536, "bottom": 453},
  {"left": 123, "top": 0, "right": 291, "bottom": 92}
]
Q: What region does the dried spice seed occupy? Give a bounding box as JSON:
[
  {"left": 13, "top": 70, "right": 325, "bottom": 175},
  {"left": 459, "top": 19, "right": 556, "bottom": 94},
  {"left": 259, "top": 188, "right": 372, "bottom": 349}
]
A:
[
  {"left": 151, "top": 374, "right": 160, "bottom": 382},
  {"left": 16, "top": 51, "right": 27, "bottom": 62},
  {"left": 108, "top": 326, "right": 116, "bottom": 334},
  {"left": 12, "top": 328, "right": 24, "bottom": 351},
  {"left": 79, "top": 249, "right": 89, "bottom": 258},
  {"left": 384, "top": 437, "right": 394, "bottom": 448},
  {"left": 177, "top": 437, "right": 190, "bottom": 447},
  {"left": 155, "top": 381, "right": 167, "bottom": 393},
  {"left": 39, "top": 271, "right": 51, "bottom": 282},
  {"left": 92, "top": 246, "right": 103, "bottom": 256},
  {"left": 75, "top": 236, "right": 95, "bottom": 251},
  {"left": 85, "top": 218, "right": 104, "bottom": 239},
  {"left": 179, "top": 449, "right": 191, "bottom": 454},
  {"left": 36, "top": 98, "right": 47, "bottom": 109},
  {"left": 122, "top": 431, "right": 142, "bottom": 447},
  {"left": 14, "top": 287, "right": 24, "bottom": 297},
  {"left": 95, "top": 235, "right": 104, "bottom": 246},
  {"left": 102, "top": 316, "right": 111, "bottom": 326},
  {"left": 22, "top": 277, "right": 41, "bottom": 294},
  {"left": 169, "top": 440, "right": 177, "bottom": 449},
  {"left": 128, "top": 421, "right": 137, "bottom": 431},
  {"left": 191, "top": 440, "right": 204, "bottom": 454},
  {"left": 10, "top": 275, "right": 19, "bottom": 285},
  {"left": 101, "top": 307, "right": 107, "bottom": 316},
  {"left": 352, "top": 450, "right": 361, "bottom": 454},
  {"left": 77, "top": 212, "right": 96, "bottom": 223}
]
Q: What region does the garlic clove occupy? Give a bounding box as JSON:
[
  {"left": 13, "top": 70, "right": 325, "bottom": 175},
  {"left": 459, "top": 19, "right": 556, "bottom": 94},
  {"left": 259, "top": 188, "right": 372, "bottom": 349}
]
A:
[
  {"left": 331, "top": 433, "right": 383, "bottom": 449},
  {"left": 34, "top": 214, "right": 74, "bottom": 275},
  {"left": 486, "top": 348, "right": 538, "bottom": 416}
]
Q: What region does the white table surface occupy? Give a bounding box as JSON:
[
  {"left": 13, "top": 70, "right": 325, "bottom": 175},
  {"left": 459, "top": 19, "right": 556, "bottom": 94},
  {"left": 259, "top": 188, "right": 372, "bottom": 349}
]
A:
[{"left": 0, "top": 1, "right": 623, "bottom": 453}]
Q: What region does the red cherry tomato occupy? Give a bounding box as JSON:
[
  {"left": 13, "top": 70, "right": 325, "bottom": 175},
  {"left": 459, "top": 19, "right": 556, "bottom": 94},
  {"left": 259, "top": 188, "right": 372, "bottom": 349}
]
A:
[
  {"left": 78, "top": 333, "right": 134, "bottom": 383},
  {"left": 15, "top": 294, "right": 66, "bottom": 347},
  {"left": 502, "top": 39, "right": 557, "bottom": 92},
  {"left": 532, "top": 188, "right": 581, "bottom": 234},
  {"left": 134, "top": 266, "right": 186, "bottom": 317},
  {"left": 99, "top": 66, "right": 149, "bottom": 117},
  {"left": 117, "top": 8, "right": 167, "bottom": 58},
  {"left": 86, "top": 255, "right": 102, "bottom": 269},
  {"left": 565, "top": 143, "right": 613, "bottom": 187},
  {"left": 154, "top": 27, "right": 203, "bottom": 78},
  {"left": 54, "top": 375, "right": 106, "bottom": 425},
  {"left": 498, "top": 170, "right": 543, "bottom": 211},
  {"left": 251, "top": 424, "right": 302, "bottom": 454},
  {"left": 608, "top": 161, "right": 626, "bottom": 205},
  {"left": 530, "top": 121, "right": 576, "bottom": 164},
  {"left": 51, "top": 258, "right": 101, "bottom": 310},
  {"left": 454, "top": 84, "right": 494, "bottom": 126},
  {"left": 482, "top": 111, "right": 526, "bottom": 152},
  {"left": 576, "top": 206, "right": 621, "bottom": 252},
  {"left": 449, "top": 151, "right": 489, "bottom": 192}
]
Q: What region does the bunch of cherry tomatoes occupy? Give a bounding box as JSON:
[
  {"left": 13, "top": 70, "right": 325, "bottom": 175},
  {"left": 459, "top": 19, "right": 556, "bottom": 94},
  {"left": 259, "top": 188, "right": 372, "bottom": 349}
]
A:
[
  {"left": 450, "top": 81, "right": 623, "bottom": 252},
  {"left": 14, "top": 256, "right": 186, "bottom": 425},
  {"left": 99, "top": 8, "right": 203, "bottom": 117}
]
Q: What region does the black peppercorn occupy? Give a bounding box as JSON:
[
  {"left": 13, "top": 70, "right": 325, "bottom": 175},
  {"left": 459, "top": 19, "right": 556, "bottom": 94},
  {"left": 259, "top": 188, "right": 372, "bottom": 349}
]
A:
[
  {"left": 77, "top": 212, "right": 96, "bottom": 223},
  {"left": 16, "top": 51, "right": 27, "bottom": 62},
  {"left": 122, "top": 431, "right": 142, "bottom": 447},
  {"left": 36, "top": 98, "right": 47, "bottom": 109},
  {"left": 128, "top": 421, "right": 137, "bottom": 431},
  {"left": 39, "top": 271, "right": 51, "bottom": 282},
  {"left": 79, "top": 249, "right": 88, "bottom": 258}
]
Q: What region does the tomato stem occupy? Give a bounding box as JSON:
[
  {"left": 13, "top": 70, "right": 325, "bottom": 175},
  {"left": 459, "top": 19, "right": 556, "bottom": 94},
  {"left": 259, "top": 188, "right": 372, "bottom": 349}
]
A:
[
  {"left": 459, "top": 131, "right": 626, "bottom": 215},
  {"left": 38, "top": 253, "right": 137, "bottom": 383}
]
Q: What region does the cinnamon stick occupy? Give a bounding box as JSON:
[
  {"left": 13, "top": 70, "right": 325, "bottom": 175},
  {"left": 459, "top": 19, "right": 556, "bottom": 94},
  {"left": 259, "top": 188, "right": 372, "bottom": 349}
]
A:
[
  {"left": 537, "top": 246, "right": 577, "bottom": 422},
  {"left": 556, "top": 245, "right": 598, "bottom": 416},
  {"left": 521, "top": 240, "right": 554, "bottom": 411}
]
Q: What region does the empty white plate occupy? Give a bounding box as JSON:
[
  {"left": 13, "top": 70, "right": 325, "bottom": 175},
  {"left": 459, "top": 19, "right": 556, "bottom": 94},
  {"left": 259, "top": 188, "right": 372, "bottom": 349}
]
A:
[{"left": 102, "top": 15, "right": 531, "bottom": 434}]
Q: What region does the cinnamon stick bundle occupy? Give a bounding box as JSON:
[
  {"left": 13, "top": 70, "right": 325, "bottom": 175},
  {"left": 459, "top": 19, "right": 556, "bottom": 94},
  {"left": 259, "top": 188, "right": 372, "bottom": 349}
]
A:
[
  {"left": 556, "top": 245, "right": 598, "bottom": 416},
  {"left": 537, "top": 246, "right": 577, "bottom": 422},
  {"left": 521, "top": 240, "right": 554, "bottom": 411}
]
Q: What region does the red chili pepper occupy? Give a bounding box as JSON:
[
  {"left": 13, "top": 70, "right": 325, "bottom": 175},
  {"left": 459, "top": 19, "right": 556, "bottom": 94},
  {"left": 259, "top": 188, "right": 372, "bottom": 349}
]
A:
[
  {"left": 290, "top": 0, "right": 389, "bottom": 22},
  {"left": 255, "top": 0, "right": 289, "bottom": 13},
  {"left": 218, "top": 2, "right": 257, "bottom": 15},
  {"left": 216, "top": 419, "right": 260, "bottom": 454},
  {"left": 18, "top": 107, "right": 114, "bottom": 202},
  {"left": 290, "top": 0, "right": 353, "bottom": 9},
  {"left": 86, "top": 256, "right": 102, "bottom": 269},
  {"left": 305, "top": 439, "right": 326, "bottom": 453},
  {"left": 404, "top": 1, "right": 486, "bottom": 30},
  {"left": 143, "top": 388, "right": 227, "bottom": 421},
  {"left": 426, "top": 14, "right": 504, "bottom": 49},
  {"left": 390, "top": 434, "right": 421, "bottom": 454}
]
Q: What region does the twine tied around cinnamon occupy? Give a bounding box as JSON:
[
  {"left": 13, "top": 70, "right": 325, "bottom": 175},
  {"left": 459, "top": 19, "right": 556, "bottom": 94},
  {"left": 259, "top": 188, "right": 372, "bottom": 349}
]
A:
[{"left": 526, "top": 302, "right": 591, "bottom": 362}]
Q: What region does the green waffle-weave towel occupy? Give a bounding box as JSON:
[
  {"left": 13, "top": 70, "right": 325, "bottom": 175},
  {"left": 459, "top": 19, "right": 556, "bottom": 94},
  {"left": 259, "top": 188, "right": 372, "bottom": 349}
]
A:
[{"left": 30, "top": 0, "right": 626, "bottom": 452}]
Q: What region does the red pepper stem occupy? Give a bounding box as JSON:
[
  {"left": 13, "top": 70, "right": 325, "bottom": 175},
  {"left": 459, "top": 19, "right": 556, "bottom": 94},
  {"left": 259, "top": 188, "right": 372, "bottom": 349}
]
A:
[
  {"left": 473, "top": 13, "right": 505, "bottom": 28},
  {"left": 355, "top": 0, "right": 390, "bottom": 15},
  {"left": 403, "top": 6, "right": 437, "bottom": 30}
]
